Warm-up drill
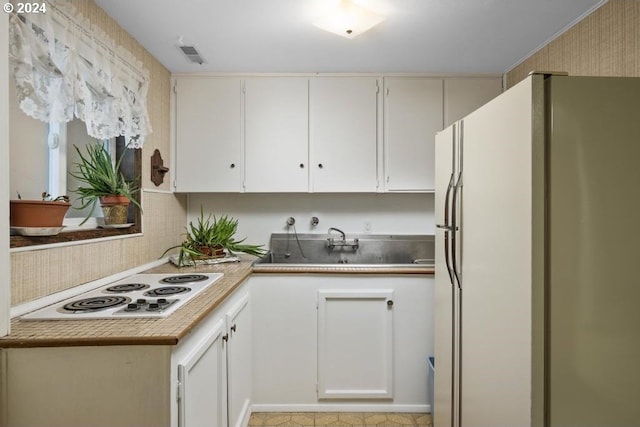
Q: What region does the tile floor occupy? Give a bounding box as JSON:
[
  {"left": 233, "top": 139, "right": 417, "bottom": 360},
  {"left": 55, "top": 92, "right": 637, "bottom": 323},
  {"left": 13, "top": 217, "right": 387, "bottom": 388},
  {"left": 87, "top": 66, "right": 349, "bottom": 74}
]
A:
[{"left": 248, "top": 412, "right": 433, "bottom": 427}]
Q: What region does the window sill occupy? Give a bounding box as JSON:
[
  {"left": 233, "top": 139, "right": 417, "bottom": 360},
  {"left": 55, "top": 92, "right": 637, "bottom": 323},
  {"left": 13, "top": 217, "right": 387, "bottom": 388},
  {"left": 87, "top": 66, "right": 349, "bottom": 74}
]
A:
[{"left": 10, "top": 225, "right": 142, "bottom": 250}]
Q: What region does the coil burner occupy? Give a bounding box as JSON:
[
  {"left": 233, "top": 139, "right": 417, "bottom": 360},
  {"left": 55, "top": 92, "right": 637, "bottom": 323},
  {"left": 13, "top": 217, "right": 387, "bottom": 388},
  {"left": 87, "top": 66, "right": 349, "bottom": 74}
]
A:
[
  {"left": 145, "top": 286, "right": 191, "bottom": 297},
  {"left": 160, "top": 274, "right": 209, "bottom": 284},
  {"left": 61, "top": 296, "right": 131, "bottom": 314},
  {"left": 104, "top": 283, "right": 150, "bottom": 293}
]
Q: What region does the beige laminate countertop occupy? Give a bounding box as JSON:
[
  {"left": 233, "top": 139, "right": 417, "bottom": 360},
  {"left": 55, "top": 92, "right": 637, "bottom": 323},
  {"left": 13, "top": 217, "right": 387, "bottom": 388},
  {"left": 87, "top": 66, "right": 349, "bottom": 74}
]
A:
[{"left": 0, "top": 261, "right": 433, "bottom": 349}]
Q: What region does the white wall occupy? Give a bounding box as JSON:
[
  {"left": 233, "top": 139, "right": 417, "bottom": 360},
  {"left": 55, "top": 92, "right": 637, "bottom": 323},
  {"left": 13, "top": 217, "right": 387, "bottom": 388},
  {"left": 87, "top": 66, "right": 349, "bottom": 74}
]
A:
[
  {"left": 189, "top": 193, "right": 434, "bottom": 247},
  {"left": 2, "top": 12, "right": 11, "bottom": 336}
]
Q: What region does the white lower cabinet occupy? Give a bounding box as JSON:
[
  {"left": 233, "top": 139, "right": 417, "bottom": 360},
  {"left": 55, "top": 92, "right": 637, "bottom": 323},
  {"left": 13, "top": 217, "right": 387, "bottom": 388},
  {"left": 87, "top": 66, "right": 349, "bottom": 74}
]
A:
[
  {"left": 226, "top": 294, "right": 252, "bottom": 427},
  {"left": 177, "top": 319, "right": 228, "bottom": 427},
  {"left": 251, "top": 274, "right": 434, "bottom": 412},
  {"left": 317, "top": 289, "right": 394, "bottom": 399},
  {"left": 173, "top": 286, "right": 252, "bottom": 427},
  {"left": 1, "top": 282, "right": 251, "bottom": 427},
  {"left": 1, "top": 273, "right": 434, "bottom": 427}
]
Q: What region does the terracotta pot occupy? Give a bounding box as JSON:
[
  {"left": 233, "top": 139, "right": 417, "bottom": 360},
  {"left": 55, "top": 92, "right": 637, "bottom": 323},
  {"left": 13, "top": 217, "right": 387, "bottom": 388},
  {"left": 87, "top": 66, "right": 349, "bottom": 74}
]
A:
[
  {"left": 99, "top": 195, "right": 131, "bottom": 207},
  {"left": 195, "top": 245, "right": 226, "bottom": 259},
  {"left": 10, "top": 200, "right": 71, "bottom": 228},
  {"left": 99, "top": 195, "right": 130, "bottom": 225}
]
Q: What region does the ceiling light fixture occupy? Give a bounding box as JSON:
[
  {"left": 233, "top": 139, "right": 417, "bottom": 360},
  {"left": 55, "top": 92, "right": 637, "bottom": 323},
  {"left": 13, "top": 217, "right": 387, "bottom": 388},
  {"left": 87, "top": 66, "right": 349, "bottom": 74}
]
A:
[{"left": 313, "top": 0, "right": 385, "bottom": 39}]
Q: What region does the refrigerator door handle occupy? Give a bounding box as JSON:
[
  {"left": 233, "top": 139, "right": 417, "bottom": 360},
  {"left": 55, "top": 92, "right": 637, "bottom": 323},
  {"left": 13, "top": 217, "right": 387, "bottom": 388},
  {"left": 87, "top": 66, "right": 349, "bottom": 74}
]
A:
[
  {"left": 451, "top": 172, "right": 462, "bottom": 289},
  {"left": 436, "top": 173, "right": 456, "bottom": 285}
]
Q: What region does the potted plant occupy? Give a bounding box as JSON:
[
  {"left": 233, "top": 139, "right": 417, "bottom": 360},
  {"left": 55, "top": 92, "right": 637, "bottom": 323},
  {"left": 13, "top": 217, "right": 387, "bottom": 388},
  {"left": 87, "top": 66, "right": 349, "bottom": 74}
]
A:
[
  {"left": 70, "top": 143, "right": 142, "bottom": 225},
  {"left": 9, "top": 192, "right": 71, "bottom": 235},
  {"left": 163, "top": 207, "right": 266, "bottom": 266}
]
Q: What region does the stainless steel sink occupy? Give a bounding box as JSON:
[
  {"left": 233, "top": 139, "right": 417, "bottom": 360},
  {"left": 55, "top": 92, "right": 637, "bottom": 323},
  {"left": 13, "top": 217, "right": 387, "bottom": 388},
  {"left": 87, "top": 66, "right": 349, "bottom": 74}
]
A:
[{"left": 252, "top": 233, "right": 434, "bottom": 267}]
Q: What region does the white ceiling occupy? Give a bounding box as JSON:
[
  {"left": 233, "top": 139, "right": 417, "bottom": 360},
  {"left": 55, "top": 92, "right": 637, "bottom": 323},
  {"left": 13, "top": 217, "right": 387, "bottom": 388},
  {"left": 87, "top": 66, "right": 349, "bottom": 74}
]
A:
[{"left": 94, "top": 0, "right": 605, "bottom": 75}]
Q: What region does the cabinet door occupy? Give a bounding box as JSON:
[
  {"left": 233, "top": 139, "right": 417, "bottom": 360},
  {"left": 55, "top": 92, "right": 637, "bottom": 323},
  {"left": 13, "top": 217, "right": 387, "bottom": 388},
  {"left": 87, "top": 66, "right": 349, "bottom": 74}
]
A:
[
  {"left": 384, "top": 78, "right": 443, "bottom": 192},
  {"left": 174, "top": 77, "right": 242, "bottom": 192},
  {"left": 244, "top": 77, "right": 309, "bottom": 192},
  {"left": 177, "top": 319, "right": 227, "bottom": 427},
  {"left": 226, "top": 292, "right": 251, "bottom": 427},
  {"left": 309, "top": 77, "right": 379, "bottom": 192},
  {"left": 251, "top": 275, "right": 319, "bottom": 405},
  {"left": 317, "top": 289, "right": 394, "bottom": 399}
]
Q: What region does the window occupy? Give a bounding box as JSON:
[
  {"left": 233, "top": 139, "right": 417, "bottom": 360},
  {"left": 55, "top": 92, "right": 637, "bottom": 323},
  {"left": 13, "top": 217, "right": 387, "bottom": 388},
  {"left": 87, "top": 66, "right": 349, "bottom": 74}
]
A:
[
  {"left": 10, "top": 120, "right": 141, "bottom": 249},
  {"left": 8, "top": 3, "right": 149, "bottom": 249}
]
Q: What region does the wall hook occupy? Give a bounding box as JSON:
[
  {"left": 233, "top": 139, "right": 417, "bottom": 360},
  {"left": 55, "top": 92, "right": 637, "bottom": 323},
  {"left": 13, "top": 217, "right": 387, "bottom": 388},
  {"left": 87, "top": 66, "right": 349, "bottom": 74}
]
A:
[{"left": 151, "top": 149, "right": 170, "bottom": 186}]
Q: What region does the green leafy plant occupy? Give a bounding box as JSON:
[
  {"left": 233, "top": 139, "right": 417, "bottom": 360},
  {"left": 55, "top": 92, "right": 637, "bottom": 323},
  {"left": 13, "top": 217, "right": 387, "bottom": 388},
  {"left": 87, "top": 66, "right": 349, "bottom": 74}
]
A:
[
  {"left": 41, "top": 191, "right": 69, "bottom": 202},
  {"left": 163, "top": 207, "right": 266, "bottom": 266},
  {"left": 14, "top": 191, "right": 69, "bottom": 202},
  {"left": 69, "top": 143, "right": 141, "bottom": 222}
]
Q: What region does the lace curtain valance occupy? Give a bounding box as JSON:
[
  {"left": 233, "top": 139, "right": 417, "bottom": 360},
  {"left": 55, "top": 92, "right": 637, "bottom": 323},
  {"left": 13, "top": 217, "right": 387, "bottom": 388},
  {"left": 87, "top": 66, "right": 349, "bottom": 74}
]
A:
[{"left": 8, "top": 0, "right": 151, "bottom": 147}]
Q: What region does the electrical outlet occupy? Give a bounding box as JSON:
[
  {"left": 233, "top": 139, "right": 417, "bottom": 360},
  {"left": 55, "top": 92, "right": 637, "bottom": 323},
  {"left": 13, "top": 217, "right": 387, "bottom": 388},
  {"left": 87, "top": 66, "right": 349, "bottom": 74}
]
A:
[{"left": 364, "top": 221, "right": 372, "bottom": 233}]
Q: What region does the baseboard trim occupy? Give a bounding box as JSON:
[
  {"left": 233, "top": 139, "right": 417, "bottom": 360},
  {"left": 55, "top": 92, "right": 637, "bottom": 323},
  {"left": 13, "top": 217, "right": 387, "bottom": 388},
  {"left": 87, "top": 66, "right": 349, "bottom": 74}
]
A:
[{"left": 250, "top": 403, "right": 430, "bottom": 413}]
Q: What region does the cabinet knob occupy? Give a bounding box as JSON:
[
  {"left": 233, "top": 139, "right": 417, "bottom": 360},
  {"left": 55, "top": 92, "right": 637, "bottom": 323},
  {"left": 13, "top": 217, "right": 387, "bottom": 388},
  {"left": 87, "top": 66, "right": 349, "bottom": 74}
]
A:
[
  {"left": 230, "top": 163, "right": 236, "bottom": 168},
  {"left": 387, "top": 300, "right": 394, "bottom": 307},
  {"left": 222, "top": 333, "right": 229, "bottom": 342},
  {"left": 318, "top": 163, "right": 323, "bottom": 169},
  {"left": 231, "top": 324, "right": 237, "bottom": 333},
  {"left": 299, "top": 163, "right": 305, "bottom": 168}
]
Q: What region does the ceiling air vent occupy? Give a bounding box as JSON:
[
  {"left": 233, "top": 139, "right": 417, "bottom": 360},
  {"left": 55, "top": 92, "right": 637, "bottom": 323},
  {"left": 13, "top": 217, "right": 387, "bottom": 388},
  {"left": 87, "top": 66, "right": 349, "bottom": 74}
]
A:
[{"left": 178, "top": 45, "right": 205, "bottom": 65}]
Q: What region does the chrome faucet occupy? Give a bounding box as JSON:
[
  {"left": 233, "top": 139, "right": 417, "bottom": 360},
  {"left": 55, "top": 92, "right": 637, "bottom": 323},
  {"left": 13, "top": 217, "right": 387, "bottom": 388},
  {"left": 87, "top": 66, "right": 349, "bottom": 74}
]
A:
[
  {"left": 327, "top": 227, "right": 359, "bottom": 251},
  {"left": 328, "top": 227, "right": 346, "bottom": 242}
]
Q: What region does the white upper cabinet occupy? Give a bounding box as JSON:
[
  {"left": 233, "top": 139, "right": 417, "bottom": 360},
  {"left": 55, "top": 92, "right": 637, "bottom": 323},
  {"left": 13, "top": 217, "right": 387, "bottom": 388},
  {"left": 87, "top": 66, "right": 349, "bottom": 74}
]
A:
[
  {"left": 443, "top": 77, "right": 503, "bottom": 127},
  {"left": 383, "top": 77, "right": 444, "bottom": 192},
  {"left": 383, "top": 77, "right": 502, "bottom": 192},
  {"left": 244, "top": 77, "right": 309, "bottom": 192},
  {"left": 309, "top": 77, "right": 380, "bottom": 192},
  {"left": 174, "top": 77, "right": 243, "bottom": 192},
  {"left": 172, "top": 75, "right": 501, "bottom": 194}
]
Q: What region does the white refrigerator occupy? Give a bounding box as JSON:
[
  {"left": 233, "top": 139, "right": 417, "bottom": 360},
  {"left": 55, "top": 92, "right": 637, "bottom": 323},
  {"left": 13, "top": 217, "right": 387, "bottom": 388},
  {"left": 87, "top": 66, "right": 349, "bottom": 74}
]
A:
[{"left": 434, "top": 73, "right": 640, "bottom": 427}]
